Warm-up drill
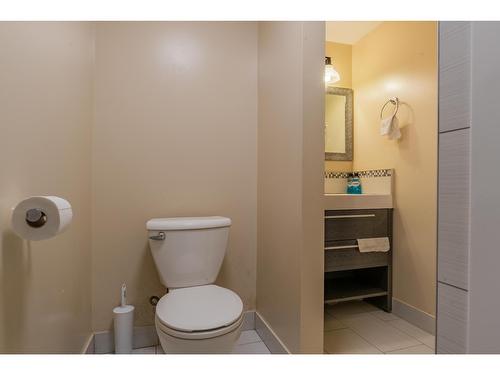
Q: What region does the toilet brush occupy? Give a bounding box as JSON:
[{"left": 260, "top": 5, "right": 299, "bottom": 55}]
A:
[{"left": 113, "top": 283, "right": 135, "bottom": 354}]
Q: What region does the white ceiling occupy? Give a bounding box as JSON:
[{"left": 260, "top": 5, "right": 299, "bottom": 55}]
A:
[{"left": 326, "top": 21, "right": 383, "bottom": 45}]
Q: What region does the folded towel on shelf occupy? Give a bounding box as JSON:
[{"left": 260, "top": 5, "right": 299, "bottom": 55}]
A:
[
  {"left": 357, "top": 237, "right": 390, "bottom": 253},
  {"left": 380, "top": 115, "right": 401, "bottom": 140}
]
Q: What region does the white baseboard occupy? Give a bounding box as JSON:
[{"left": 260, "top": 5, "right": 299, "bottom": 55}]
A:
[
  {"left": 89, "top": 310, "right": 256, "bottom": 354},
  {"left": 81, "top": 334, "right": 95, "bottom": 354},
  {"left": 94, "top": 325, "right": 159, "bottom": 354},
  {"left": 241, "top": 310, "right": 255, "bottom": 331},
  {"left": 392, "top": 298, "right": 436, "bottom": 335},
  {"left": 255, "top": 312, "right": 290, "bottom": 354}
]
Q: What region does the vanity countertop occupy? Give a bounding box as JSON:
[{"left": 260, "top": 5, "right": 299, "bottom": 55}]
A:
[{"left": 324, "top": 193, "right": 393, "bottom": 210}]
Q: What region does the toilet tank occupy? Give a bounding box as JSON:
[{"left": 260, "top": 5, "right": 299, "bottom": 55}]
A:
[{"left": 147, "top": 216, "right": 231, "bottom": 288}]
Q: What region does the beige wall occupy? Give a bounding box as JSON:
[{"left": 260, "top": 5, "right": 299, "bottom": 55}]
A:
[
  {"left": 352, "top": 22, "right": 437, "bottom": 316},
  {"left": 0, "top": 21, "right": 325, "bottom": 353},
  {"left": 0, "top": 22, "right": 93, "bottom": 353},
  {"left": 257, "top": 21, "right": 324, "bottom": 353},
  {"left": 324, "top": 42, "right": 353, "bottom": 172},
  {"left": 92, "top": 22, "right": 258, "bottom": 330}
]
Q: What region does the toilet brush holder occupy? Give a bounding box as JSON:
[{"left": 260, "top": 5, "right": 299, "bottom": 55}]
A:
[{"left": 113, "top": 305, "right": 135, "bottom": 354}]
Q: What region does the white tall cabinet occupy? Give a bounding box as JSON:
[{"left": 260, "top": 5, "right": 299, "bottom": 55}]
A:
[{"left": 438, "top": 21, "right": 500, "bottom": 354}]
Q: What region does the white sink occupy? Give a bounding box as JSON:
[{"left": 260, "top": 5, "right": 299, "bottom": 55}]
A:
[{"left": 324, "top": 193, "right": 393, "bottom": 210}]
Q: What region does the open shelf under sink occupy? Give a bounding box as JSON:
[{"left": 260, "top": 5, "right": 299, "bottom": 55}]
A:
[{"left": 324, "top": 266, "right": 389, "bottom": 305}]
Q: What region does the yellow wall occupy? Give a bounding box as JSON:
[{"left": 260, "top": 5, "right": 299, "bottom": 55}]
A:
[
  {"left": 324, "top": 42, "right": 353, "bottom": 172},
  {"left": 0, "top": 22, "right": 93, "bottom": 353},
  {"left": 325, "top": 41, "right": 352, "bottom": 89},
  {"left": 352, "top": 22, "right": 437, "bottom": 316},
  {"left": 257, "top": 21, "right": 324, "bottom": 353},
  {"left": 92, "top": 22, "right": 258, "bottom": 331}
]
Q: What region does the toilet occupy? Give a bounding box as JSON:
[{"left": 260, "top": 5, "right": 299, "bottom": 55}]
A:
[{"left": 147, "top": 216, "right": 243, "bottom": 354}]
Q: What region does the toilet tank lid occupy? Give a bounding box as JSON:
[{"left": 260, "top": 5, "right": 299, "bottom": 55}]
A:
[{"left": 146, "top": 216, "right": 231, "bottom": 231}]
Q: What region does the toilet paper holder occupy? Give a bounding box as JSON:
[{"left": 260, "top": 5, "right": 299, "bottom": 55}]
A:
[
  {"left": 25, "top": 208, "right": 47, "bottom": 228},
  {"left": 11, "top": 196, "right": 73, "bottom": 241}
]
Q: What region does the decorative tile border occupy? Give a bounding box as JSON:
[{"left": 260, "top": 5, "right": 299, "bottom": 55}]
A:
[
  {"left": 324, "top": 171, "right": 352, "bottom": 179},
  {"left": 355, "top": 169, "right": 393, "bottom": 178},
  {"left": 324, "top": 169, "right": 393, "bottom": 179}
]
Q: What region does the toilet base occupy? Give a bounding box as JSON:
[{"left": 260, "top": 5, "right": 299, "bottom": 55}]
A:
[{"left": 156, "top": 315, "right": 243, "bottom": 354}]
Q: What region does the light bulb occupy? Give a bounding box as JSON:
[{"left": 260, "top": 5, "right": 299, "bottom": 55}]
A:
[
  {"left": 325, "top": 65, "right": 340, "bottom": 84},
  {"left": 324, "top": 56, "right": 340, "bottom": 85}
]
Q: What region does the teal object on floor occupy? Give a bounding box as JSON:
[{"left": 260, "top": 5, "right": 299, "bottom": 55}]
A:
[{"left": 347, "top": 176, "right": 362, "bottom": 194}]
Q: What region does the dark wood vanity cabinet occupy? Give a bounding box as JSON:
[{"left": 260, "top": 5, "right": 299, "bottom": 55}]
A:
[{"left": 324, "top": 209, "right": 393, "bottom": 312}]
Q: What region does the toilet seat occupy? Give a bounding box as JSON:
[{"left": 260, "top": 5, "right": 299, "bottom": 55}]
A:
[
  {"left": 156, "top": 313, "right": 243, "bottom": 340},
  {"left": 155, "top": 284, "right": 243, "bottom": 340}
]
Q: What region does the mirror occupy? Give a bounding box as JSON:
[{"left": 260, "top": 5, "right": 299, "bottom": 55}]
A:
[{"left": 325, "top": 87, "right": 353, "bottom": 161}]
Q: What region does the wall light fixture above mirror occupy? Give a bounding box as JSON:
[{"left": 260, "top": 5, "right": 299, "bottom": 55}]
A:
[{"left": 324, "top": 56, "right": 340, "bottom": 85}]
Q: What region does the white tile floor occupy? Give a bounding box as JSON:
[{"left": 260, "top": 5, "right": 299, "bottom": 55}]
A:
[
  {"left": 131, "top": 301, "right": 435, "bottom": 355},
  {"left": 324, "top": 300, "right": 436, "bottom": 354},
  {"left": 131, "top": 330, "right": 271, "bottom": 354}
]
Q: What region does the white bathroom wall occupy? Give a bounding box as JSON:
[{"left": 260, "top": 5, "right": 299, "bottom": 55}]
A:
[{"left": 0, "top": 22, "right": 94, "bottom": 353}]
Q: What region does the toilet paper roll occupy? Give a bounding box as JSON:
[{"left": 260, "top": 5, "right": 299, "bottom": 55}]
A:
[{"left": 11, "top": 196, "right": 73, "bottom": 241}]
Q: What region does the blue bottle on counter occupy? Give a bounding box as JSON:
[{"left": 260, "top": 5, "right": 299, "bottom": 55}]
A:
[{"left": 347, "top": 176, "right": 362, "bottom": 194}]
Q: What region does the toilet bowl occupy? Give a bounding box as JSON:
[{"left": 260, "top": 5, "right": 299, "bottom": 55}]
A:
[
  {"left": 155, "top": 284, "right": 243, "bottom": 354},
  {"left": 147, "top": 216, "right": 244, "bottom": 354}
]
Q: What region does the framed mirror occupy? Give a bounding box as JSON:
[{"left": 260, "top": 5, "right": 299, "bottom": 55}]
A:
[{"left": 325, "top": 87, "right": 353, "bottom": 161}]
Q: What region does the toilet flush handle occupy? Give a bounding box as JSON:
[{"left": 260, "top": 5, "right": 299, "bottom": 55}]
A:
[{"left": 149, "top": 232, "right": 166, "bottom": 241}]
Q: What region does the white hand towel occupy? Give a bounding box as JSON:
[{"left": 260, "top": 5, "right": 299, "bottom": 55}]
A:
[
  {"left": 388, "top": 116, "right": 401, "bottom": 140},
  {"left": 380, "top": 116, "right": 393, "bottom": 136},
  {"left": 357, "top": 237, "right": 390, "bottom": 253},
  {"left": 380, "top": 115, "right": 401, "bottom": 140}
]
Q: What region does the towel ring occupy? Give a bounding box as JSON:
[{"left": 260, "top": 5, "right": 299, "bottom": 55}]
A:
[{"left": 380, "top": 97, "right": 399, "bottom": 119}]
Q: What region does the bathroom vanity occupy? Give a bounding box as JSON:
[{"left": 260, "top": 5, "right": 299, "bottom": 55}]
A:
[
  {"left": 323, "top": 170, "right": 394, "bottom": 312},
  {"left": 324, "top": 208, "right": 393, "bottom": 311}
]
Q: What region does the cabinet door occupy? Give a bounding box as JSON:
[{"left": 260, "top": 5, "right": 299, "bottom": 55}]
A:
[
  {"left": 438, "top": 129, "right": 470, "bottom": 290},
  {"left": 439, "top": 22, "right": 471, "bottom": 132},
  {"left": 437, "top": 282, "right": 468, "bottom": 354}
]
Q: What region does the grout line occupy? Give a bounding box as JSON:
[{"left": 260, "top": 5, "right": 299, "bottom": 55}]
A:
[
  {"left": 324, "top": 326, "right": 347, "bottom": 332},
  {"left": 340, "top": 318, "right": 422, "bottom": 354},
  {"left": 235, "top": 339, "right": 264, "bottom": 347},
  {"left": 439, "top": 126, "right": 470, "bottom": 134},
  {"left": 380, "top": 341, "right": 430, "bottom": 354},
  {"left": 325, "top": 305, "right": 436, "bottom": 355},
  {"left": 423, "top": 343, "right": 435, "bottom": 351},
  {"left": 385, "top": 319, "right": 436, "bottom": 348},
  {"left": 325, "top": 327, "right": 382, "bottom": 354},
  {"left": 384, "top": 343, "right": 423, "bottom": 353},
  {"left": 236, "top": 331, "right": 264, "bottom": 347},
  {"left": 384, "top": 343, "right": 433, "bottom": 354},
  {"left": 364, "top": 307, "right": 436, "bottom": 348},
  {"left": 368, "top": 311, "right": 392, "bottom": 322},
  {"left": 437, "top": 280, "right": 468, "bottom": 292}
]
